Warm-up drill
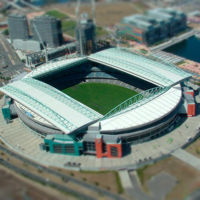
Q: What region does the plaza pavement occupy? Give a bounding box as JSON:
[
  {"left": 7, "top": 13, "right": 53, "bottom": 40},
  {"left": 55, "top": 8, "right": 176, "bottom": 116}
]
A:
[{"left": 1, "top": 98, "right": 200, "bottom": 171}]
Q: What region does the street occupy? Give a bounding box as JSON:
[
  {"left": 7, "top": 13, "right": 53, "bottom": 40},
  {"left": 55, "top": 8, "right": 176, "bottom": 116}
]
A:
[{"left": 0, "top": 34, "right": 25, "bottom": 85}]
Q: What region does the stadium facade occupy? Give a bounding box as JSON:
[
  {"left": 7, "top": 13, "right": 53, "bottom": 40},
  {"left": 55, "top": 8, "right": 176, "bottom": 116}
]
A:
[{"left": 0, "top": 48, "right": 194, "bottom": 158}]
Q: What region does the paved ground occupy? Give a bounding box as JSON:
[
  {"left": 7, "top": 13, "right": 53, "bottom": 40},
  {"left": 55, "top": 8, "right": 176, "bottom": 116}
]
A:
[
  {"left": 0, "top": 167, "right": 73, "bottom": 200},
  {"left": 128, "top": 171, "right": 149, "bottom": 200},
  {"left": 186, "top": 189, "right": 200, "bottom": 200},
  {"left": 127, "top": 171, "right": 177, "bottom": 200},
  {"left": 0, "top": 97, "right": 200, "bottom": 170},
  {"left": 119, "top": 170, "right": 133, "bottom": 189},
  {"left": 172, "top": 149, "right": 200, "bottom": 170},
  {"left": 147, "top": 171, "right": 177, "bottom": 200}
]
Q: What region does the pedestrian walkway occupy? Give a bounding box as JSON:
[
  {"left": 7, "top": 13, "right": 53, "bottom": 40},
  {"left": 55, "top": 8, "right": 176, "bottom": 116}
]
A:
[
  {"left": 172, "top": 149, "right": 200, "bottom": 170},
  {"left": 119, "top": 170, "right": 133, "bottom": 189},
  {"left": 1, "top": 97, "right": 200, "bottom": 171}
]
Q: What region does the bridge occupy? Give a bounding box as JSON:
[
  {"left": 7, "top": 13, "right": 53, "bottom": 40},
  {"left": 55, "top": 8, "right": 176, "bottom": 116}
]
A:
[{"left": 150, "top": 29, "right": 197, "bottom": 52}]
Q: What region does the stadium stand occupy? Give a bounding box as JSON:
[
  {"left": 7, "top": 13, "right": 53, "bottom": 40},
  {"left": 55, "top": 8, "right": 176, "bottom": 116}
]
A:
[{"left": 0, "top": 48, "right": 192, "bottom": 158}]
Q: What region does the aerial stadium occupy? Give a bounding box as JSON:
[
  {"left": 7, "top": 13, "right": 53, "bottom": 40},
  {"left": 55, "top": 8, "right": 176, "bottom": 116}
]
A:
[{"left": 0, "top": 48, "right": 194, "bottom": 159}]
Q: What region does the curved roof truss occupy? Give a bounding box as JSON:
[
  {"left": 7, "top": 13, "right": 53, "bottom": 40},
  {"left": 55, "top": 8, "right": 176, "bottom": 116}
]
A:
[
  {"left": 101, "top": 86, "right": 169, "bottom": 121},
  {"left": 1, "top": 84, "right": 76, "bottom": 133},
  {"left": 22, "top": 78, "right": 102, "bottom": 120},
  {"left": 0, "top": 78, "right": 102, "bottom": 134}
]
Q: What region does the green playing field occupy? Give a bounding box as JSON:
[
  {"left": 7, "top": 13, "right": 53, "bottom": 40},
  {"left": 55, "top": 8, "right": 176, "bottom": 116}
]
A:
[{"left": 62, "top": 82, "right": 138, "bottom": 115}]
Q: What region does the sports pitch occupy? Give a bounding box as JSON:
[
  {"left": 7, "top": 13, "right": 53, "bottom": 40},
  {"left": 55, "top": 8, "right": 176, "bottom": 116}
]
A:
[{"left": 63, "top": 82, "right": 138, "bottom": 115}]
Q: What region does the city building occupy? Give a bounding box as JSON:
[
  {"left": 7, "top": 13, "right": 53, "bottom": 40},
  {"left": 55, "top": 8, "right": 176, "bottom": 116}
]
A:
[
  {"left": 147, "top": 8, "right": 187, "bottom": 36},
  {"left": 8, "top": 14, "right": 29, "bottom": 41},
  {"left": 76, "top": 18, "right": 96, "bottom": 55},
  {"left": 118, "top": 8, "right": 187, "bottom": 45},
  {"left": 31, "top": 15, "right": 63, "bottom": 48}
]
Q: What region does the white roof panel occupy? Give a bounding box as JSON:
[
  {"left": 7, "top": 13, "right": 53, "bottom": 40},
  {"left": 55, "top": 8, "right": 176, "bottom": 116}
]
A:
[
  {"left": 27, "top": 57, "right": 87, "bottom": 78},
  {"left": 0, "top": 78, "right": 102, "bottom": 134},
  {"left": 88, "top": 48, "right": 191, "bottom": 87},
  {"left": 100, "top": 85, "right": 182, "bottom": 132}
]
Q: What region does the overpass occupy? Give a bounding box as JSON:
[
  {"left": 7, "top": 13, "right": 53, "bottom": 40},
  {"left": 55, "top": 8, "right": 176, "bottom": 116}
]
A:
[{"left": 150, "top": 29, "right": 196, "bottom": 52}]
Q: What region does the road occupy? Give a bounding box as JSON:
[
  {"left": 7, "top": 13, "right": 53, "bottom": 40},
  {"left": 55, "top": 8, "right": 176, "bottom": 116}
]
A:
[
  {"left": 0, "top": 144, "right": 126, "bottom": 200},
  {"left": 2, "top": 0, "right": 25, "bottom": 11},
  {"left": 172, "top": 149, "right": 200, "bottom": 171},
  {"left": 0, "top": 34, "right": 25, "bottom": 85},
  {"left": 127, "top": 171, "right": 150, "bottom": 200},
  {"left": 0, "top": 158, "right": 95, "bottom": 200},
  {"left": 19, "top": 0, "right": 40, "bottom": 11},
  {"left": 150, "top": 30, "right": 196, "bottom": 51}
]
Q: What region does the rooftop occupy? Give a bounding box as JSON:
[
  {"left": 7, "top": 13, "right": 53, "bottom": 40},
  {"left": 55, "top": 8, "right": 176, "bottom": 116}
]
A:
[
  {"left": 26, "top": 57, "right": 87, "bottom": 78},
  {"left": 0, "top": 78, "right": 102, "bottom": 134},
  {"left": 88, "top": 48, "right": 191, "bottom": 87},
  {"left": 100, "top": 84, "right": 182, "bottom": 132}
]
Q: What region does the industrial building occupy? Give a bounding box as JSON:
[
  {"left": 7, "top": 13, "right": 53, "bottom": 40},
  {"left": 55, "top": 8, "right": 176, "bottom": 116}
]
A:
[
  {"left": 31, "top": 15, "right": 63, "bottom": 48},
  {"left": 8, "top": 14, "right": 29, "bottom": 41},
  {"left": 0, "top": 48, "right": 193, "bottom": 158},
  {"left": 118, "top": 8, "right": 187, "bottom": 45}
]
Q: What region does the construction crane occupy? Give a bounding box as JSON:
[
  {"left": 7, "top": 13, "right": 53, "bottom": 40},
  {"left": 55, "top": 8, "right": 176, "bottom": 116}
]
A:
[
  {"left": 75, "top": 0, "right": 83, "bottom": 56},
  {"left": 32, "top": 23, "right": 48, "bottom": 63},
  {"left": 105, "top": 26, "right": 121, "bottom": 49},
  {"left": 76, "top": 0, "right": 96, "bottom": 23},
  {"left": 91, "top": 0, "right": 96, "bottom": 24}
]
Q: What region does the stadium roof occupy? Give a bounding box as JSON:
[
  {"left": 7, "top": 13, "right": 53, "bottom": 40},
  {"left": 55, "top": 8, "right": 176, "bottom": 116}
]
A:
[
  {"left": 100, "top": 84, "right": 182, "bottom": 132},
  {"left": 0, "top": 78, "right": 102, "bottom": 134},
  {"left": 26, "top": 48, "right": 191, "bottom": 88},
  {"left": 88, "top": 48, "right": 191, "bottom": 87},
  {"left": 26, "top": 57, "right": 87, "bottom": 78}
]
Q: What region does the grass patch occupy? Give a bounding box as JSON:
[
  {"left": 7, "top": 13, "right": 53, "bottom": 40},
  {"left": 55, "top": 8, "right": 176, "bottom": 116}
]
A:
[
  {"left": 62, "top": 82, "right": 138, "bottom": 115},
  {"left": 140, "top": 49, "right": 148, "bottom": 54},
  {"left": 96, "top": 26, "right": 108, "bottom": 38},
  {"left": 62, "top": 20, "right": 76, "bottom": 36},
  {"left": 196, "top": 147, "right": 200, "bottom": 154},
  {"left": 2, "top": 28, "right": 9, "bottom": 36},
  {"left": 46, "top": 10, "right": 75, "bottom": 37},
  {"left": 137, "top": 165, "right": 149, "bottom": 185},
  {"left": 46, "top": 10, "right": 69, "bottom": 20},
  {"left": 0, "top": 92, "right": 3, "bottom": 99},
  {"left": 114, "top": 171, "right": 124, "bottom": 194},
  {"left": 176, "top": 60, "right": 186, "bottom": 65}
]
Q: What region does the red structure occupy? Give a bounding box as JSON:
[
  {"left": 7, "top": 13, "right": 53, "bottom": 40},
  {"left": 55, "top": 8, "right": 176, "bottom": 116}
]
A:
[
  {"left": 185, "top": 90, "right": 194, "bottom": 97},
  {"left": 107, "top": 144, "right": 122, "bottom": 158},
  {"left": 187, "top": 103, "right": 196, "bottom": 117},
  {"left": 184, "top": 89, "right": 196, "bottom": 117},
  {"left": 95, "top": 135, "right": 122, "bottom": 158}
]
